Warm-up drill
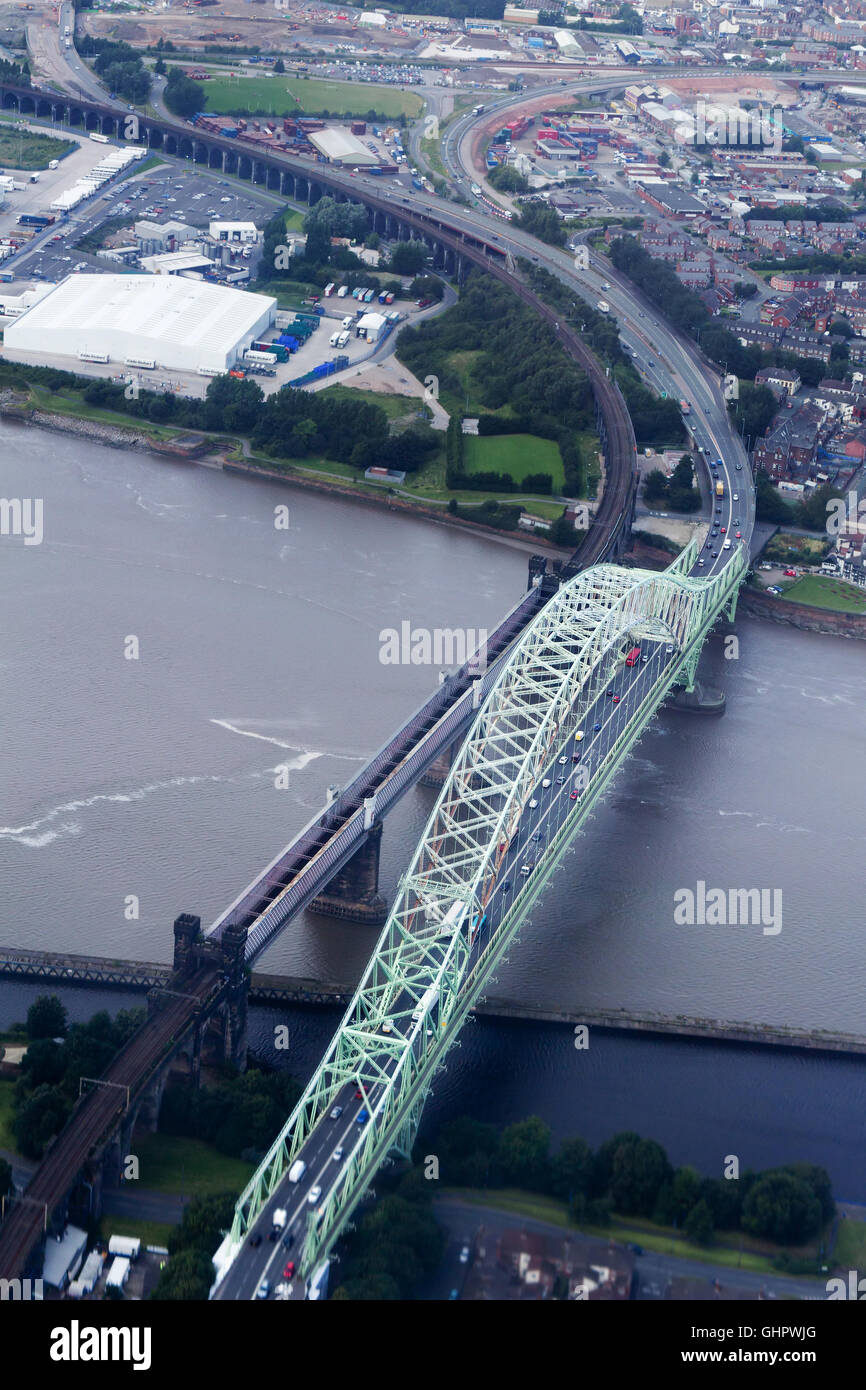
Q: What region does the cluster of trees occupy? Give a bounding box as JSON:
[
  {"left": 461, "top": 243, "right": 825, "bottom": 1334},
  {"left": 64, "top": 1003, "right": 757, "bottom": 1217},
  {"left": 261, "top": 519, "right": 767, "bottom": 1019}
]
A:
[
  {"left": 576, "top": 3, "right": 643, "bottom": 34},
  {"left": 158, "top": 1066, "right": 302, "bottom": 1161},
  {"left": 79, "top": 38, "right": 151, "bottom": 104},
  {"left": 744, "top": 201, "right": 853, "bottom": 224},
  {"left": 163, "top": 66, "right": 204, "bottom": 119},
  {"left": 398, "top": 272, "right": 591, "bottom": 496},
  {"left": 429, "top": 1115, "right": 834, "bottom": 1249},
  {"left": 609, "top": 236, "right": 709, "bottom": 338},
  {"left": 0, "top": 354, "right": 434, "bottom": 477},
  {"left": 487, "top": 164, "right": 529, "bottom": 195},
  {"left": 150, "top": 1194, "right": 235, "bottom": 1301},
  {"left": 515, "top": 203, "right": 568, "bottom": 248},
  {"left": 523, "top": 262, "right": 681, "bottom": 448},
  {"left": 332, "top": 1169, "right": 444, "bottom": 1300},
  {"left": 0, "top": 57, "right": 29, "bottom": 87},
  {"left": 729, "top": 382, "right": 778, "bottom": 441},
  {"left": 11, "top": 997, "right": 144, "bottom": 1159},
  {"left": 643, "top": 455, "right": 702, "bottom": 513},
  {"left": 748, "top": 250, "right": 866, "bottom": 276}
]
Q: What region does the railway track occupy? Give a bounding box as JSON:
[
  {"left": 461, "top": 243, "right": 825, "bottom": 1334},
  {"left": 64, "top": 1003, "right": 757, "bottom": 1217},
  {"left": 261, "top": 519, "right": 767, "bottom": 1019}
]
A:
[{"left": 0, "top": 967, "right": 219, "bottom": 1277}]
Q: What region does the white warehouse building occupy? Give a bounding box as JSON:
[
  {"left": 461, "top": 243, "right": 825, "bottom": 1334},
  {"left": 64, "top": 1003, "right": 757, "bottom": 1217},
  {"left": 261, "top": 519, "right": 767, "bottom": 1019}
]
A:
[{"left": 4, "top": 274, "right": 277, "bottom": 374}]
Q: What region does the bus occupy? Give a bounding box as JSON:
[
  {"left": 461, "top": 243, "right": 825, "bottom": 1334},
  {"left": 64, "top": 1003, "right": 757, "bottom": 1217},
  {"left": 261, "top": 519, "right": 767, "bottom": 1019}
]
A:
[
  {"left": 439, "top": 902, "right": 465, "bottom": 936},
  {"left": 625, "top": 646, "right": 641, "bottom": 667}
]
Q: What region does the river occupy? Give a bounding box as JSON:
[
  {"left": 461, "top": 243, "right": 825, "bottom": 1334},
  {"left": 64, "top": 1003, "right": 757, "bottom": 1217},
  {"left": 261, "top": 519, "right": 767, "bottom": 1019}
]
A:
[{"left": 1, "top": 422, "right": 863, "bottom": 1194}]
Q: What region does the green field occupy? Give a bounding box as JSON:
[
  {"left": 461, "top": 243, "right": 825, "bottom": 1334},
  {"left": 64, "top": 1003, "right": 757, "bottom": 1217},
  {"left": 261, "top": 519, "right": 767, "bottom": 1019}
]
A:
[
  {"left": 781, "top": 574, "right": 866, "bottom": 613},
  {"left": 833, "top": 1219, "right": 866, "bottom": 1270},
  {"left": 201, "top": 74, "right": 423, "bottom": 120},
  {"left": 0, "top": 128, "right": 75, "bottom": 171},
  {"left": 463, "top": 433, "right": 566, "bottom": 491},
  {"left": 131, "top": 1135, "right": 254, "bottom": 1198},
  {"left": 0, "top": 1078, "right": 17, "bottom": 1153}
]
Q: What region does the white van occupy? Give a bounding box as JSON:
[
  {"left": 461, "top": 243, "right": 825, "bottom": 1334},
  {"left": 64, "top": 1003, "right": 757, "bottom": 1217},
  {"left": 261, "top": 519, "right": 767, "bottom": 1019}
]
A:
[
  {"left": 329, "top": 331, "right": 341, "bottom": 347},
  {"left": 288, "top": 1160, "right": 306, "bottom": 1184},
  {"left": 542, "top": 778, "right": 551, "bottom": 789},
  {"left": 342, "top": 316, "right": 354, "bottom": 329},
  {"left": 723, "top": 539, "right": 731, "bottom": 550}
]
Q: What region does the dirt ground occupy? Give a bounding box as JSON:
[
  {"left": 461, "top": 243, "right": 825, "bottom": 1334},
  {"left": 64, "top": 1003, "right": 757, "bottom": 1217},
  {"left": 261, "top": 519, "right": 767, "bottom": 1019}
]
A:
[{"left": 311, "top": 357, "right": 450, "bottom": 430}]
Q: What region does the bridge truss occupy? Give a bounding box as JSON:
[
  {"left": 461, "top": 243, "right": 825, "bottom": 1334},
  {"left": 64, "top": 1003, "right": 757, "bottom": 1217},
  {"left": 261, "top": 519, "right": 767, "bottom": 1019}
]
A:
[{"left": 223, "top": 542, "right": 747, "bottom": 1278}]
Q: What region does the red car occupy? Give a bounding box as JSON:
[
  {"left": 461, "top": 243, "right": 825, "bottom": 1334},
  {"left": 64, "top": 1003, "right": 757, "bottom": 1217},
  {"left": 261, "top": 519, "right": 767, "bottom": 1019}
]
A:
[
  {"left": 784, "top": 568, "right": 796, "bottom": 577},
  {"left": 612, "top": 695, "right": 620, "bottom": 704},
  {"left": 355, "top": 1087, "right": 364, "bottom": 1099},
  {"left": 282, "top": 1261, "right": 296, "bottom": 1280},
  {"left": 735, "top": 531, "right": 742, "bottom": 539},
  {"left": 720, "top": 526, "right": 726, "bottom": 534},
  {"left": 570, "top": 790, "right": 579, "bottom": 800}
]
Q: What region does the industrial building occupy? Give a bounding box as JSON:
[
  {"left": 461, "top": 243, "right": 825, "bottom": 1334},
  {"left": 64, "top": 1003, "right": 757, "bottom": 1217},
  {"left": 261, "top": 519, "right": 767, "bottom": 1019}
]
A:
[
  {"left": 4, "top": 274, "right": 276, "bottom": 375},
  {"left": 308, "top": 128, "right": 381, "bottom": 166},
  {"left": 209, "top": 220, "right": 258, "bottom": 243}
]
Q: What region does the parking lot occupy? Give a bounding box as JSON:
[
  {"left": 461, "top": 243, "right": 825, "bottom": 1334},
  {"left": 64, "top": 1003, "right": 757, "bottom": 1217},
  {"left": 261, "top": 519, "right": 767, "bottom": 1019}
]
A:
[{"left": 4, "top": 157, "right": 286, "bottom": 286}]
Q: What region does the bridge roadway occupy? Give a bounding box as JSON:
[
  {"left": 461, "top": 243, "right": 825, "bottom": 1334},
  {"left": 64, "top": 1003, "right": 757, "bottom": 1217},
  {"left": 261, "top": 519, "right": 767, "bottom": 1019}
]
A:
[
  {"left": 216, "top": 637, "right": 680, "bottom": 1301},
  {"left": 0, "top": 966, "right": 221, "bottom": 1279},
  {"left": 214, "top": 541, "right": 746, "bottom": 1298}
]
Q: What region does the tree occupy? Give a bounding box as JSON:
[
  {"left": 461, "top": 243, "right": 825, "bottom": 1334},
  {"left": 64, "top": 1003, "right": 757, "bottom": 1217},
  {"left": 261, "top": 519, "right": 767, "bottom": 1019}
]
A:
[
  {"left": 14, "top": 1084, "right": 72, "bottom": 1159},
  {"left": 168, "top": 1193, "right": 236, "bottom": 1256},
  {"left": 388, "top": 240, "right": 428, "bottom": 275},
  {"left": 154, "top": 56, "right": 166, "bottom": 76},
  {"left": 609, "top": 1136, "right": 673, "bottom": 1217},
  {"left": 551, "top": 1137, "right": 594, "bottom": 1202},
  {"left": 19, "top": 1037, "right": 66, "bottom": 1088},
  {"left": 164, "top": 68, "right": 204, "bottom": 119},
  {"left": 26, "top": 995, "right": 67, "bottom": 1040},
  {"left": 741, "top": 1171, "right": 823, "bottom": 1244},
  {"left": 150, "top": 1248, "right": 214, "bottom": 1300},
  {"left": 498, "top": 1116, "right": 551, "bottom": 1191},
  {"left": 273, "top": 58, "right": 285, "bottom": 74},
  {"left": 685, "top": 1198, "right": 715, "bottom": 1246}
]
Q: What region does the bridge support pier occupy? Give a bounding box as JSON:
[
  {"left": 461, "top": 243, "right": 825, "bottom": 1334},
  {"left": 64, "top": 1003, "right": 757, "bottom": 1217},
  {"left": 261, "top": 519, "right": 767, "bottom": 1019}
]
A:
[
  {"left": 418, "top": 740, "right": 458, "bottom": 790},
  {"left": 666, "top": 678, "right": 726, "bottom": 715},
  {"left": 310, "top": 822, "right": 388, "bottom": 926}
]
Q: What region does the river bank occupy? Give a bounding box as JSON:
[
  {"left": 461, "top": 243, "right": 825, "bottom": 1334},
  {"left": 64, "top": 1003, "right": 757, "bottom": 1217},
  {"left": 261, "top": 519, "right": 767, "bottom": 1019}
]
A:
[
  {"left": 0, "top": 395, "right": 572, "bottom": 560},
  {"left": 740, "top": 584, "right": 866, "bottom": 640}
]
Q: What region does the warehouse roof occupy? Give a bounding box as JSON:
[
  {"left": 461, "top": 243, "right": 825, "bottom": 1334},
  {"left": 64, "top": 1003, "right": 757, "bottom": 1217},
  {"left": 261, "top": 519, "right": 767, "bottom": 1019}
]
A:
[
  {"left": 6, "top": 273, "right": 276, "bottom": 358},
  {"left": 308, "top": 128, "right": 380, "bottom": 165}
]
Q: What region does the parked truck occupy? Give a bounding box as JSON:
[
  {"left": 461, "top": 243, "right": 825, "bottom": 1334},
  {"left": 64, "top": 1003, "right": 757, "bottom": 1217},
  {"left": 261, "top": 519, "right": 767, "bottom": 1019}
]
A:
[
  {"left": 18, "top": 213, "right": 55, "bottom": 227},
  {"left": 244, "top": 348, "right": 277, "bottom": 366}
]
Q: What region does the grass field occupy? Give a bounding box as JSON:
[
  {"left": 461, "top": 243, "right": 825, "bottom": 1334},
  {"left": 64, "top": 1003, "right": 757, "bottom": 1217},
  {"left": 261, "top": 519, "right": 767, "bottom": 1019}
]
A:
[
  {"left": 463, "top": 433, "right": 566, "bottom": 491},
  {"left": 131, "top": 1135, "right": 254, "bottom": 1198},
  {"left": 781, "top": 574, "right": 866, "bottom": 613},
  {"left": 0, "top": 128, "right": 75, "bottom": 171},
  {"left": 0, "top": 1078, "right": 17, "bottom": 1153},
  {"left": 96, "top": 1215, "right": 175, "bottom": 1251},
  {"left": 833, "top": 1219, "right": 866, "bottom": 1270},
  {"left": 449, "top": 1189, "right": 826, "bottom": 1277},
  {"left": 201, "top": 74, "right": 423, "bottom": 120}
]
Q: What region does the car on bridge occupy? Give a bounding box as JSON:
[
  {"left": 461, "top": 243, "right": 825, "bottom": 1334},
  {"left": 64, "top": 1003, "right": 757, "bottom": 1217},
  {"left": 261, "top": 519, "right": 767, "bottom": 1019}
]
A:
[
  {"left": 283, "top": 1261, "right": 296, "bottom": 1279},
  {"left": 256, "top": 1279, "right": 270, "bottom": 1300},
  {"left": 330, "top": 1105, "right": 343, "bottom": 1119}
]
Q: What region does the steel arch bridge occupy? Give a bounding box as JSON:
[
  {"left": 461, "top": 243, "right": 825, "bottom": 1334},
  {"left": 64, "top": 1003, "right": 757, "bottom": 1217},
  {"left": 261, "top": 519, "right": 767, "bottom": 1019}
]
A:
[{"left": 223, "top": 542, "right": 747, "bottom": 1279}]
